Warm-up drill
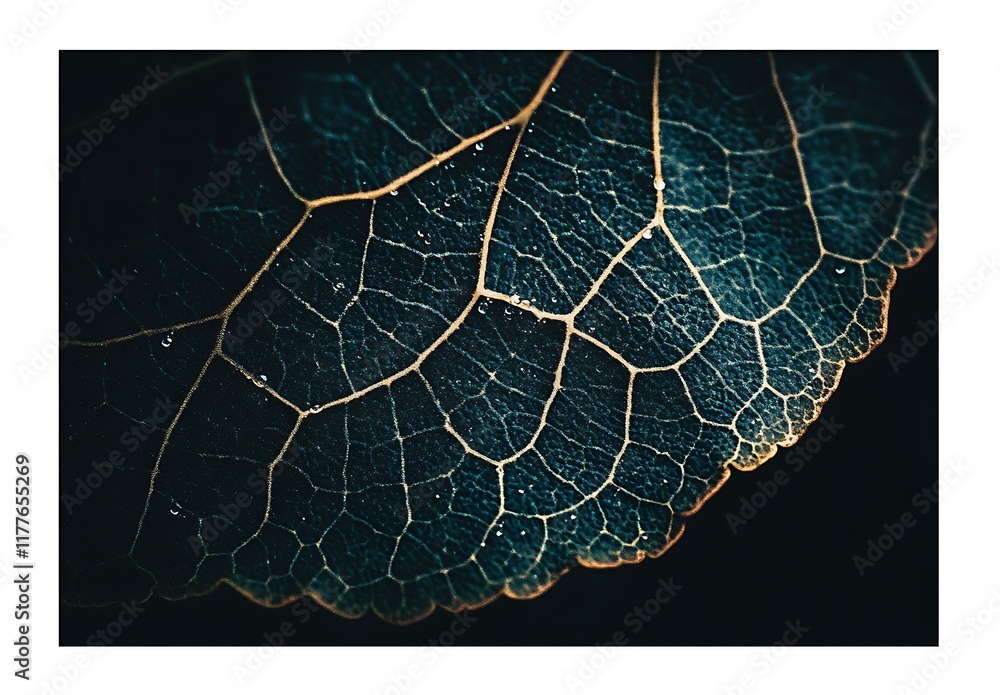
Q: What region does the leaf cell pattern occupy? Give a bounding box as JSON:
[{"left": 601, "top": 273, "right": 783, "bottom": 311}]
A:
[{"left": 61, "top": 50, "right": 937, "bottom": 623}]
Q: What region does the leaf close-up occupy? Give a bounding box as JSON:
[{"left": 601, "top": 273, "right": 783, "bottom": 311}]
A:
[{"left": 60, "top": 50, "right": 937, "bottom": 626}]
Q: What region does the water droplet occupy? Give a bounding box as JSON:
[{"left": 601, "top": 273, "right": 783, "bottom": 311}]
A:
[
  {"left": 808, "top": 367, "right": 815, "bottom": 374},
  {"left": 642, "top": 229, "right": 653, "bottom": 239},
  {"left": 511, "top": 294, "right": 521, "bottom": 304},
  {"left": 653, "top": 176, "right": 666, "bottom": 191},
  {"left": 496, "top": 530, "right": 503, "bottom": 537},
  {"left": 443, "top": 200, "right": 451, "bottom": 207},
  {"left": 309, "top": 404, "right": 322, "bottom": 413},
  {"left": 169, "top": 507, "right": 179, "bottom": 516},
  {"left": 528, "top": 128, "right": 533, "bottom": 133},
  {"left": 570, "top": 514, "right": 577, "bottom": 520},
  {"left": 435, "top": 494, "right": 440, "bottom": 499},
  {"left": 835, "top": 266, "right": 846, "bottom": 275},
  {"left": 518, "top": 488, "right": 525, "bottom": 494},
  {"left": 474, "top": 142, "right": 484, "bottom": 151},
  {"left": 551, "top": 86, "right": 557, "bottom": 93},
  {"left": 520, "top": 530, "right": 526, "bottom": 536},
  {"left": 480, "top": 542, "right": 486, "bottom": 547},
  {"left": 160, "top": 332, "right": 174, "bottom": 348},
  {"left": 417, "top": 230, "right": 424, "bottom": 237},
  {"left": 477, "top": 303, "right": 487, "bottom": 314},
  {"left": 390, "top": 189, "right": 398, "bottom": 196},
  {"left": 259, "top": 374, "right": 268, "bottom": 382},
  {"left": 504, "top": 125, "right": 510, "bottom": 131}
]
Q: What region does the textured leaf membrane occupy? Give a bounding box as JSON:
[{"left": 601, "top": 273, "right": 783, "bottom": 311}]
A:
[{"left": 61, "top": 51, "right": 937, "bottom": 623}]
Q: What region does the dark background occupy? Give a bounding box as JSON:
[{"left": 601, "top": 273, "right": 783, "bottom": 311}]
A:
[{"left": 60, "top": 51, "right": 938, "bottom": 646}]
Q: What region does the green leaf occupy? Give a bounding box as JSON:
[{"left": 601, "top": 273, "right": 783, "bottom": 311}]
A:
[{"left": 60, "top": 50, "right": 937, "bottom": 623}]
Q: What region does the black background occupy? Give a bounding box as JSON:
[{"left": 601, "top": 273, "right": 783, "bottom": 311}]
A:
[{"left": 60, "top": 52, "right": 938, "bottom": 646}]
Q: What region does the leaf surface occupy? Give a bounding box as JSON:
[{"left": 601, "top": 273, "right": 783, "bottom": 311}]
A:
[{"left": 60, "top": 50, "right": 937, "bottom": 623}]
